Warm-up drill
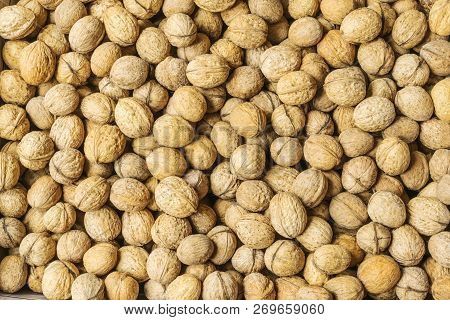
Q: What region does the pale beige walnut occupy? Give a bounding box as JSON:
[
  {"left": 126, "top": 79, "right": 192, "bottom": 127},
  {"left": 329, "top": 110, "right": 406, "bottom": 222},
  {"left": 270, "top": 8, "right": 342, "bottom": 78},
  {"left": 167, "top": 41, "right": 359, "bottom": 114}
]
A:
[
  {"left": 437, "top": 175, "right": 450, "bottom": 205},
  {"left": 324, "top": 67, "right": 366, "bottom": 107},
  {"left": 276, "top": 70, "right": 317, "bottom": 105},
  {"left": 83, "top": 243, "right": 118, "bottom": 276},
  {"left": 305, "top": 110, "right": 334, "bottom": 136},
  {"left": 202, "top": 271, "right": 239, "bottom": 300},
  {"left": 270, "top": 137, "right": 302, "bottom": 167},
  {"left": 206, "top": 226, "right": 236, "bottom": 265},
  {"left": 57, "top": 230, "right": 91, "bottom": 263},
  {"left": 71, "top": 273, "right": 105, "bottom": 300},
  {"left": 429, "top": 149, "right": 450, "bottom": 182},
  {"left": 333, "top": 233, "right": 365, "bottom": 267},
  {"left": 264, "top": 240, "right": 305, "bottom": 277},
  {"left": 50, "top": 115, "right": 85, "bottom": 150},
  {"left": 389, "top": 224, "right": 425, "bottom": 266},
  {"left": 260, "top": 45, "right": 301, "bottom": 83},
  {"left": 342, "top": 156, "right": 377, "bottom": 194},
  {"left": 395, "top": 86, "right": 434, "bottom": 122},
  {"left": 43, "top": 83, "right": 79, "bottom": 117},
  {"left": 368, "top": 78, "right": 397, "bottom": 100},
  {"left": 317, "top": 30, "right": 355, "bottom": 68},
  {"left": 354, "top": 96, "right": 396, "bottom": 132},
  {"left": 27, "top": 175, "right": 62, "bottom": 210},
  {"left": 400, "top": 151, "right": 429, "bottom": 191},
  {"left": 292, "top": 168, "right": 328, "bottom": 208},
  {"left": 136, "top": 27, "right": 170, "bottom": 65},
  {"left": 304, "top": 134, "right": 343, "bottom": 171},
  {"left": 313, "top": 244, "right": 351, "bottom": 275},
  {"left": 68, "top": 15, "right": 105, "bottom": 54},
  {"left": 296, "top": 216, "right": 333, "bottom": 252},
  {"left": 120, "top": 210, "right": 153, "bottom": 246},
  {"left": 114, "top": 98, "right": 153, "bottom": 139},
  {"left": 288, "top": 17, "right": 322, "bottom": 48},
  {"left": 288, "top": 0, "right": 319, "bottom": 19},
  {"left": 408, "top": 196, "right": 449, "bottom": 236},
  {"left": 300, "top": 54, "right": 329, "bottom": 87},
  {"left": 339, "top": 128, "right": 374, "bottom": 158},
  {"left": 90, "top": 42, "right": 122, "bottom": 77},
  {"left": 431, "top": 78, "right": 450, "bottom": 121},
  {"left": 392, "top": 54, "right": 430, "bottom": 87},
  {"left": 25, "top": 97, "right": 54, "bottom": 130},
  {"left": 303, "top": 253, "right": 328, "bottom": 286},
  {"left": 151, "top": 214, "right": 192, "bottom": 249},
  {"left": 320, "top": 0, "right": 355, "bottom": 25},
  {"left": 123, "top": 0, "right": 162, "bottom": 19},
  {"left": 423, "top": 256, "right": 450, "bottom": 284},
  {"left": 74, "top": 176, "right": 110, "bottom": 212},
  {"left": 428, "top": 231, "right": 450, "bottom": 268},
  {"left": 37, "top": 24, "right": 69, "bottom": 56},
  {"left": 154, "top": 176, "right": 198, "bottom": 218},
  {"left": 392, "top": 10, "right": 427, "bottom": 49},
  {"left": 110, "top": 57, "right": 149, "bottom": 91},
  {"left": 330, "top": 192, "right": 368, "bottom": 230},
  {"left": 177, "top": 33, "right": 211, "bottom": 62},
  {"left": 18, "top": 40, "right": 55, "bottom": 86},
  {"left": 210, "top": 121, "right": 241, "bottom": 158},
  {"left": 186, "top": 203, "right": 215, "bottom": 234},
  {"left": 0, "top": 152, "right": 20, "bottom": 192},
  {"left": 230, "top": 144, "right": 266, "bottom": 180},
  {"left": 161, "top": 13, "right": 197, "bottom": 48},
  {"left": 84, "top": 206, "right": 121, "bottom": 242},
  {"left": 153, "top": 114, "right": 194, "bottom": 148},
  {"left": 165, "top": 274, "right": 201, "bottom": 300},
  {"left": 116, "top": 246, "right": 149, "bottom": 282},
  {"left": 0, "top": 70, "right": 36, "bottom": 106},
  {"left": 110, "top": 178, "right": 150, "bottom": 212},
  {"left": 166, "top": 86, "right": 207, "bottom": 123},
  {"left": 226, "top": 66, "right": 264, "bottom": 99},
  {"left": 43, "top": 202, "right": 76, "bottom": 234},
  {"left": 324, "top": 275, "right": 364, "bottom": 300},
  {"left": 232, "top": 245, "right": 265, "bottom": 274},
  {"left": 42, "top": 260, "right": 79, "bottom": 300},
  {"left": 420, "top": 40, "right": 450, "bottom": 76},
  {"left": 432, "top": 276, "right": 450, "bottom": 300},
  {"left": 235, "top": 213, "right": 275, "bottom": 249},
  {"left": 420, "top": 118, "right": 450, "bottom": 150},
  {"left": 263, "top": 165, "right": 298, "bottom": 193},
  {"left": 357, "top": 38, "right": 394, "bottom": 76},
  {"left": 131, "top": 135, "right": 159, "bottom": 159},
  {"left": 186, "top": 54, "right": 230, "bottom": 89},
  {"left": 113, "top": 153, "right": 150, "bottom": 182},
  {"left": 297, "top": 285, "right": 332, "bottom": 300},
  {"left": 146, "top": 147, "right": 187, "bottom": 180},
  {"left": 210, "top": 38, "right": 243, "bottom": 68},
  {"left": 376, "top": 137, "right": 410, "bottom": 176},
  {"left": 28, "top": 265, "right": 45, "bottom": 293},
  {"left": 104, "top": 6, "right": 139, "bottom": 47},
  {"left": 192, "top": 8, "right": 223, "bottom": 41},
  {"left": 22, "top": 208, "right": 46, "bottom": 233},
  {"left": 268, "top": 192, "right": 307, "bottom": 239},
  {"left": 184, "top": 136, "right": 217, "bottom": 170},
  {"left": 271, "top": 105, "right": 305, "bottom": 137},
  {"left": 146, "top": 247, "right": 181, "bottom": 285},
  {"left": 105, "top": 271, "right": 139, "bottom": 300},
  {"left": 235, "top": 180, "right": 272, "bottom": 212},
  {"left": 357, "top": 255, "right": 401, "bottom": 294},
  {"left": 395, "top": 266, "right": 429, "bottom": 300},
  {"left": 99, "top": 77, "right": 129, "bottom": 100},
  {"left": 84, "top": 124, "right": 126, "bottom": 164},
  {"left": 243, "top": 272, "right": 275, "bottom": 300},
  {"left": 0, "top": 104, "right": 30, "bottom": 141},
  {"left": 429, "top": 0, "right": 450, "bottom": 36},
  {"left": 54, "top": 0, "right": 86, "bottom": 34},
  {"left": 0, "top": 217, "right": 26, "bottom": 249},
  {"left": 55, "top": 52, "right": 91, "bottom": 86},
  {"left": 144, "top": 280, "right": 166, "bottom": 300},
  {"left": 176, "top": 234, "right": 214, "bottom": 265},
  {"left": 340, "top": 7, "right": 382, "bottom": 44},
  {"left": 0, "top": 5, "right": 37, "bottom": 40},
  {"left": 224, "top": 14, "right": 268, "bottom": 49},
  {"left": 382, "top": 116, "right": 420, "bottom": 144},
  {"left": 0, "top": 184, "right": 28, "bottom": 218},
  {"left": 2, "top": 40, "right": 29, "bottom": 70},
  {"left": 368, "top": 191, "right": 406, "bottom": 228}
]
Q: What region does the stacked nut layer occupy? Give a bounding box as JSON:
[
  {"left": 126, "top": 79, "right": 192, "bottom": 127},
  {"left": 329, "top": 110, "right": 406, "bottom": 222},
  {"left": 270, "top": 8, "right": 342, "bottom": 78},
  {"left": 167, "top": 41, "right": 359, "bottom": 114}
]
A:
[{"left": 0, "top": 0, "right": 449, "bottom": 300}]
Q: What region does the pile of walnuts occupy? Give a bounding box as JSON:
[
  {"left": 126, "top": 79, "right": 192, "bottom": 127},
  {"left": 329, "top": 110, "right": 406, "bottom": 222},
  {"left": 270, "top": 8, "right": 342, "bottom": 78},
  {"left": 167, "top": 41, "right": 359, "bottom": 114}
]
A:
[{"left": 0, "top": 0, "right": 449, "bottom": 300}]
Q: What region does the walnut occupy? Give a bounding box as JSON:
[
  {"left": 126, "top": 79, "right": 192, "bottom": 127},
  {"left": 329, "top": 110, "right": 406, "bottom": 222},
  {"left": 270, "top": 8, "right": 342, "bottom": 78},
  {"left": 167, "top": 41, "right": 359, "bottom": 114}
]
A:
[
  {"left": 71, "top": 273, "right": 105, "bottom": 300},
  {"left": 151, "top": 213, "right": 192, "bottom": 249},
  {"left": 243, "top": 272, "right": 276, "bottom": 300},
  {"left": 202, "top": 271, "right": 239, "bottom": 300},
  {"left": 357, "top": 255, "right": 401, "bottom": 294},
  {"left": 56, "top": 230, "right": 91, "bottom": 263},
  {"left": 392, "top": 10, "right": 427, "bottom": 49},
  {"left": 224, "top": 14, "right": 268, "bottom": 49},
  {"left": 304, "top": 134, "right": 343, "bottom": 171},
  {"left": 407, "top": 197, "right": 450, "bottom": 236},
  {"left": 105, "top": 271, "right": 139, "bottom": 300},
  {"left": 356, "top": 222, "right": 392, "bottom": 255},
  {"left": 317, "top": 30, "right": 355, "bottom": 68},
  {"left": 276, "top": 71, "right": 317, "bottom": 105},
  {"left": 83, "top": 243, "right": 118, "bottom": 276},
  {"left": 330, "top": 192, "right": 368, "bottom": 230},
  {"left": 395, "top": 266, "right": 429, "bottom": 300},
  {"left": 324, "top": 67, "right": 366, "bottom": 107},
  {"left": 389, "top": 224, "right": 426, "bottom": 266},
  {"left": 235, "top": 213, "right": 275, "bottom": 249}
]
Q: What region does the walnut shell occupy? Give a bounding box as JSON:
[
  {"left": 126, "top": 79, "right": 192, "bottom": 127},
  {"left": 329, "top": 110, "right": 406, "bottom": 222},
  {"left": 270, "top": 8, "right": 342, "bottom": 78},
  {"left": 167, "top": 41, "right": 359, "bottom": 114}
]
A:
[
  {"left": 235, "top": 213, "right": 275, "bottom": 249},
  {"left": 324, "top": 67, "right": 366, "bottom": 107},
  {"left": 19, "top": 232, "right": 56, "bottom": 266},
  {"left": 116, "top": 245, "right": 149, "bottom": 282},
  {"left": 84, "top": 206, "right": 121, "bottom": 242},
  {"left": 146, "top": 247, "right": 181, "bottom": 285},
  {"left": 342, "top": 156, "right": 378, "bottom": 194},
  {"left": 27, "top": 175, "right": 62, "bottom": 210},
  {"left": 260, "top": 45, "right": 301, "bottom": 83},
  {"left": 207, "top": 225, "right": 237, "bottom": 265},
  {"left": 271, "top": 105, "right": 306, "bottom": 137},
  {"left": 74, "top": 176, "right": 110, "bottom": 212},
  {"left": 230, "top": 144, "right": 266, "bottom": 180},
  {"left": 84, "top": 124, "right": 126, "bottom": 164},
  {"left": 0, "top": 70, "right": 36, "bottom": 105},
  {"left": 151, "top": 213, "right": 192, "bottom": 249},
  {"left": 357, "top": 254, "right": 401, "bottom": 294},
  {"left": 90, "top": 42, "right": 122, "bottom": 77},
  {"left": 428, "top": 231, "right": 450, "bottom": 268},
  {"left": 407, "top": 196, "right": 450, "bottom": 236},
  {"left": 276, "top": 71, "right": 317, "bottom": 105},
  {"left": 176, "top": 234, "right": 214, "bottom": 265},
  {"left": 243, "top": 272, "right": 276, "bottom": 300},
  {"left": 104, "top": 6, "right": 139, "bottom": 47},
  {"left": 0, "top": 104, "right": 30, "bottom": 141},
  {"left": 165, "top": 274, "right": 201, "bottom": 300},
  {"left": 330, "top": 192, "right": 368, "bottom": 230},
  {"left": 43, "top": 202, "right": 76, "bottom": 233},
  {"left": 42, "top": 260, "right": 79, "bottom": 300},
  {"left": 296, "top": 216, "right": 333, "bottom": 252},
  {"left": 231, "top": 245, "right": 265, "bottom": 274},
  {"left": 389, "top": 224, "right": 426, "bottom": 266},
  {"left": 353, "top": 96, "right": 396, "bottom": 133},
  {"left": 0, "top": 5, "right": 37, "bottom": 40},
  {"left": 105, "top": 271, "right": 139, "bottom": 300},
  {"left": 368, "top": 191, "right": 406, "bottom": 228},
  {"left": 0, "top": 151, "right": 20, "bottom": 192},
  {"left": 357, "top": 222, "right": 392, "bottom": 254},
  {"left": 340, "top": 7, "right": 382, "bottom": 44},
  {"left": 71, "top": 273, "right": 105, "bottom": 300},
  {"left": 317, "top": 29, "right": 356, "bottom": 67},
  {"left": 376, "top": 137, "right": 411, "bottom": 176},
  {"left": 185, "top": 54, "right": 230, "bottom": 89},
  {"left": 83, "top": 242, "right": 118, "bottom": 276},
  {"left": 264, "top": 240, "right": 305, "bottom": 276},
  {"left": 202, "top": 271, "right": 239, "bottom": 300},
  {"left": 224, "top": 14, "right": 268, "bottom": 49},
  {"left": 56, "top": 230, "right": 91, "bottom": 263},
  {"left": 19, "top": 40, "right": 55, "bottom": 86},
  {"left": 395, "top": 266, "right": 429, "bottom": 300},
  {"left": 0, "top": 217, "right": 26, "bottom": 249},
  {"left": 324, "top": 275, "right": 364, "bottom": 300},
  {"left": 392, "top": 9, "right": 427, "bottom": 49},
  {"left": 304, "top": 134, "right": 343, "bottom": 170}
]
